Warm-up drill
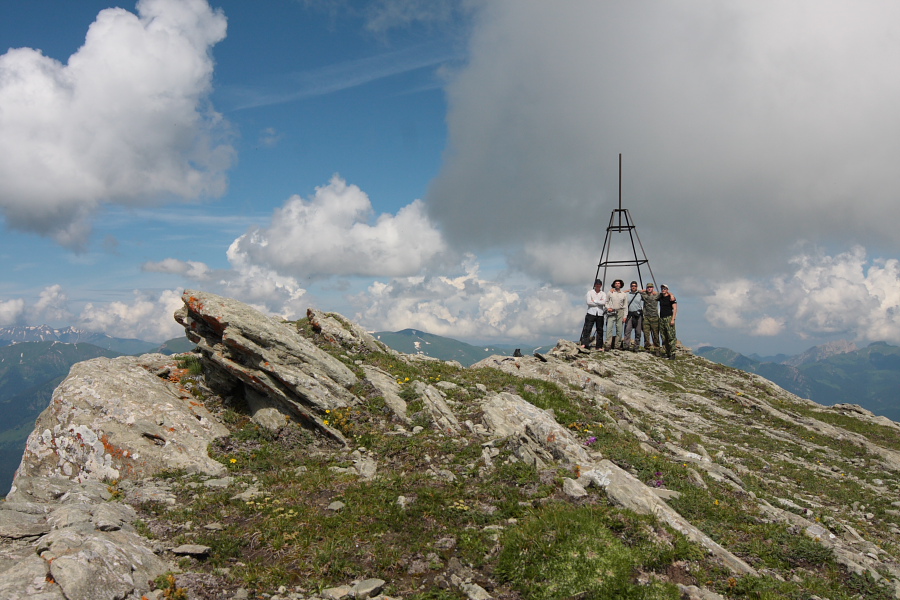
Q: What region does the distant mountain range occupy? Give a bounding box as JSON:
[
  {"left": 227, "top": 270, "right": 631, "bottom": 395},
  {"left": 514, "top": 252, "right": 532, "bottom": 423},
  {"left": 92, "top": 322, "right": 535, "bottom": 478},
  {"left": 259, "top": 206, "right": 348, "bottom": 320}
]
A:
[
  {"left": 694, "top": 340, "right": 900, "bottom": 422},
  {"left": 0, "top": 325, "right": 161, "bottom": 355},
  {"left": 373, "top": 329, "right": 553, "bottom": 366}
]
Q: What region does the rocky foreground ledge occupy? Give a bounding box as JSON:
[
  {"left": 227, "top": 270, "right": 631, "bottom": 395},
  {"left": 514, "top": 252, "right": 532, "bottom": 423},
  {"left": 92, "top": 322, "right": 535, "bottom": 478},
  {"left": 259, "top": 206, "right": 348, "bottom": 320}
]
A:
[{"left": 2, "top": 289, "right": 900, "bottom": 599}]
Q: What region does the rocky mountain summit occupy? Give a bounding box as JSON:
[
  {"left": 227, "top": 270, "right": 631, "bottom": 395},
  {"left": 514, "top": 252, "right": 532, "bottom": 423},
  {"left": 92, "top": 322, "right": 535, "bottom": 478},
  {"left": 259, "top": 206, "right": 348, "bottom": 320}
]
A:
[{"left": 2, "top": 289, "right": 900, "bottom": 600}]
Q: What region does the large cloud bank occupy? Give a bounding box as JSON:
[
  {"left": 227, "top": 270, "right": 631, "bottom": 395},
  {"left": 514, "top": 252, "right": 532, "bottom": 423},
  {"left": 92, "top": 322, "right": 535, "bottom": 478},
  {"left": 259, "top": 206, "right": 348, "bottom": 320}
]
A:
[
  {"left": 706, "top": 246, "right": 900, "bottom": 345},
  {"left": 0, "top": 285, "right": 184, "bottom": 342},
  {"left": 0, "top": 0, "right": 232, "bottom": 249},
  {"left": 353, "top": 259, "right": 577, "bottom": 344},
  {"left": 428, "top": 0, "right": 900, "bottom": 284}
]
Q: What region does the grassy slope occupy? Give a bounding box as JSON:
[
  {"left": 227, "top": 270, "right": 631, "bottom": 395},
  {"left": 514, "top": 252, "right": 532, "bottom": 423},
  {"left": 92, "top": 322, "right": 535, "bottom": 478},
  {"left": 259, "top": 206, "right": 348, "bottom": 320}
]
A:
[{"left": 129, "top": 331, "right": 900, "bottom": 600}]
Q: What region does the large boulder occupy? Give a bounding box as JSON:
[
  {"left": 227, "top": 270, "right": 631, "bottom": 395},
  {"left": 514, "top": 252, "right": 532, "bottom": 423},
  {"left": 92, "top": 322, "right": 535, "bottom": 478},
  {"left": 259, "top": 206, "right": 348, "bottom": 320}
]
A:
[
  {"left": 175, "top": 290, "right": 359, "bottom": 442},
  {"left": 306, "top": 307, "right": 397, "bottom": 356},
  {"left": 14, "top": 354, "right": 228, "bottom": 484}
]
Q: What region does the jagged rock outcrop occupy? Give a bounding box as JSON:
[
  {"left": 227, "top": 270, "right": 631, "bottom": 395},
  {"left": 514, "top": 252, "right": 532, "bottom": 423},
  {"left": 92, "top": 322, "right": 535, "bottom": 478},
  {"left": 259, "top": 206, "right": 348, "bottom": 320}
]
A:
[
  {"left": 306, "top": 308, "right": 398, "bottom": 357},
  {"left": 361, "top": 365, "right": 409, "bottom": 423},
  {"left": 176, "top": 289, "right": 360, "bottom": 443}
]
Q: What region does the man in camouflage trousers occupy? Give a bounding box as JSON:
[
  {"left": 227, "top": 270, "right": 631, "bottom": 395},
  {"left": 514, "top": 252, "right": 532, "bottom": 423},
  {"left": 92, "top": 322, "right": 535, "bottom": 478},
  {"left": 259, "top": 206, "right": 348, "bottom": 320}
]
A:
[
  {"left": 639, "top": 283, "right": 661, "bottom": 353},
  {"left": 657, "top": 284, "right": 678, "bottom": 360}
]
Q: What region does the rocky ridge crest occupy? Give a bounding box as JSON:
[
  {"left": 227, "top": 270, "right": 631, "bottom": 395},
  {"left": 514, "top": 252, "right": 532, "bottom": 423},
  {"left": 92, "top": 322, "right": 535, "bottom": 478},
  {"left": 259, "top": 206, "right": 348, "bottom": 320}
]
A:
[{"left": 1, "top": 289, "right": 899, "bottom": 599}]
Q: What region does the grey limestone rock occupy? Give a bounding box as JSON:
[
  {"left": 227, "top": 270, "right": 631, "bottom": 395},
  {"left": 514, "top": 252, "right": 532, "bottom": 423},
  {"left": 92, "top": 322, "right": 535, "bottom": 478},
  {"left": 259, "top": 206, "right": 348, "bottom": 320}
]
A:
[
  {"left": 306, "top": 308, "right": 396, "bottom": 356},
  {"left": 172, "top": 543, "right": 212, "bottom": 556},
  {"left": 0, "top": 508, "right": 50, "bottom": 539},
  {"left": 2, "top": 476, "right": 177, "bottom": 600},
  {"left": 14, "top": 355, "right": 229, "bottom": 484},
  {"left": 414, "top": 380, "right": 460, "bottom": 434},
  {"left": 481, "top": 392, "right": 593, "bottom": 468},
  {"left": 176, "top": 289, "right": 358, "bottom": 443},
  {"left": 361, "top": 365, "right": 409, "bottom": 423},
  {"left": 351, "top": 578, "right": 386, "bottom": 598},
  {"left": 562, "top": 477, "right": 588, "bottom": 498},
  {"left": 42, "top": 526, "right": 169, "bottom": 600}
]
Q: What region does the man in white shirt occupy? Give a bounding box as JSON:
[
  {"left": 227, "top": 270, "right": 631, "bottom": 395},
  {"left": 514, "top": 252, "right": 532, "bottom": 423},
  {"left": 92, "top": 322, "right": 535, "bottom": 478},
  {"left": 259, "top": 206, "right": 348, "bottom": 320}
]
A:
[{"left": 579, "top": 279, "right": 607, "bottom": 350}]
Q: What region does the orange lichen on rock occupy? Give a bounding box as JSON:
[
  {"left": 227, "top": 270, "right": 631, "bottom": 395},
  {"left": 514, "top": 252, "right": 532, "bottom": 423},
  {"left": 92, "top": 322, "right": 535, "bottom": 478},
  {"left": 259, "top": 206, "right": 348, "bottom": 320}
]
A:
[
  {"left": 186, "top": 295, "right": 205, "bottom": 312},
  {"left": 100, "top": 434, "right": 128, "bottom": 460}
]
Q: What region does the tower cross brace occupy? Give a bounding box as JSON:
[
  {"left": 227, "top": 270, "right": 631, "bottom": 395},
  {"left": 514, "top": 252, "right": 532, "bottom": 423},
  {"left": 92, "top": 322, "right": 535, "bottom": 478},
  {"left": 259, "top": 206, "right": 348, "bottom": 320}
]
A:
[{"left": 593, "top": 154, "right": 657, "bottom": 290}]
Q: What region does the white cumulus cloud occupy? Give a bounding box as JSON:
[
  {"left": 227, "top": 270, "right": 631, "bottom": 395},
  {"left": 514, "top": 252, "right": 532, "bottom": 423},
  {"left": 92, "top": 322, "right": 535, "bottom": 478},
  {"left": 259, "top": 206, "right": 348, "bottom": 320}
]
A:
[
  {"left": 0, "top": 298, "right": 26, "bottom": 327},
  {"left": 352, "top": 257, "right": 579, "bottom": 343},
  {"left": 77, "top": 289, "right": 185, "bottom": 342},
  {"left": 219, "top": 247, "right": 308, "bottom": 321},
  {"left": 228, "top": 175, "right": 446, "bottom": 279},
  {"left": 0, "top": 285, "right": 73, "bottom": 327},
  {"left": 0, "top": 0, "right": 232, "bottom": 249},
  {"left": 704, "top": 246, "right": 900, "bottom": 344},
  {"left": 33, "top": 284, "right": 72, "bottom": 323},
  {"left": 143, "top": 258, "right": 212, "bottom": 280}
]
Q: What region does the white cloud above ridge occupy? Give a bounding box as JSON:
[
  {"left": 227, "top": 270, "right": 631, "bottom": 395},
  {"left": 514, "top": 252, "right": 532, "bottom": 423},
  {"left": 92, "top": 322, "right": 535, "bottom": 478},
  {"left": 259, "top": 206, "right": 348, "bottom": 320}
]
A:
[
  {"left": 427, "top": 0, "right": 900, "bottom": 285},
  {"left": 351, "top": 257, "right": 579, "bottom": 344},
  {"left": 4, "top": 244, "right": 900, "bottom": 350},
  {"left": 77, "top": 288, "right": 185, "bottom": 342},
  {"left": 143, "top": 258, "right": 212, "bottom": 280},
  {"left": 0, "top": 299, "right": 26, "bottom": 327},
  {"left": 704, "top": 246, "right": 900, "bottom": 345},
  {"left": 0, "top": 284, "right": 183, "bottom": 342},
  {"left": 227, "top": 175, "right": 447, "bottom": 280},
  {"left": 0, "top": 285, "right": 71, "bottom": 328},
  {"left": 0, "top": 0, "right": 232, "bottom": 249}
]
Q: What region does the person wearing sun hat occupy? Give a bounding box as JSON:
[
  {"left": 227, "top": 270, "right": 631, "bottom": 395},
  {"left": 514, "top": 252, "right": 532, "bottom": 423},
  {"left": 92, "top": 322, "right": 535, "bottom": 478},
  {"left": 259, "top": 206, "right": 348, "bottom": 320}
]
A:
[
  {"left": 605, "top": 279, "right": 627, "bottom": 350},
  {"left": 657, "top": 284, "right": 678, "bottom": 359},
  {"left": 639, "top": 282, "right": 661, "bottom": 353}
]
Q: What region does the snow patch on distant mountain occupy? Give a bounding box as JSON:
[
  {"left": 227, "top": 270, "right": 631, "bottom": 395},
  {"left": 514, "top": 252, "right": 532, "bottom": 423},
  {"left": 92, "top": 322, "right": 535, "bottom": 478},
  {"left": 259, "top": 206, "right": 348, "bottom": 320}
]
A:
[
  {"left": 782, "top": 340, "right": 858, "bottom": 367},
  {"left": 0, "top": 325, "right": 159, "bottom": 354}
]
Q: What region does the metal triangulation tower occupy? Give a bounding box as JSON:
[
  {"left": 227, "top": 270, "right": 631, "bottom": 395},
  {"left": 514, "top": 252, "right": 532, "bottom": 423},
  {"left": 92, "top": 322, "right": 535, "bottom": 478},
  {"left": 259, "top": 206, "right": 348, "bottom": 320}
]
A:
[{"left": 594, "top": 154, "right": 657, "bottom": 289}]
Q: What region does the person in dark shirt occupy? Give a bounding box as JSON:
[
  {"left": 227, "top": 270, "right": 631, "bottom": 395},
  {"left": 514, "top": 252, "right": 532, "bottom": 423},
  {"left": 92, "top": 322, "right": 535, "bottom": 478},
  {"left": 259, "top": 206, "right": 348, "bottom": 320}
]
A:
[{"left": 658, "top": 284, "right": 678, "bottom": 360}]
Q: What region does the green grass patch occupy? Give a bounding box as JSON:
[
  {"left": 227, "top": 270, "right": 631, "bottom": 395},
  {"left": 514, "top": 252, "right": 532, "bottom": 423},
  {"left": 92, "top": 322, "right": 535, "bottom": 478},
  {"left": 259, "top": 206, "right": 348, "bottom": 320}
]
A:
[{"left": 496, "top": 503, "right": 694, "bottom": 599}]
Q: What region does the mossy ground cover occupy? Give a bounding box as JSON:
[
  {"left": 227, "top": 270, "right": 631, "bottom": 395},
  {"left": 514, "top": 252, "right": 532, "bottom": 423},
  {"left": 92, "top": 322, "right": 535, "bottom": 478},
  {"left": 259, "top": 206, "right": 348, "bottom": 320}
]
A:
[{"left": 132, "top": 340, "right": 900, "bottom": 599}]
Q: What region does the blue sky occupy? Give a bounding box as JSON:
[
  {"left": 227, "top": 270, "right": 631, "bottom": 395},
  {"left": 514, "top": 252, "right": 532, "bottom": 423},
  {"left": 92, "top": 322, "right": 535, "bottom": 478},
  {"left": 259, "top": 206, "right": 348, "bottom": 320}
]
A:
[{"left": 2, "top": 0, "right": 900, "bottom": 358}]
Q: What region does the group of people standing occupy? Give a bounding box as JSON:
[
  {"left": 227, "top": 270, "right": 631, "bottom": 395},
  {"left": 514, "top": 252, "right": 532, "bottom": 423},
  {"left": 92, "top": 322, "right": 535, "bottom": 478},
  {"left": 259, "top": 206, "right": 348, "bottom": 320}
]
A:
[{"left": 579, "top": 278, "right": 678, "bottom": 360}]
